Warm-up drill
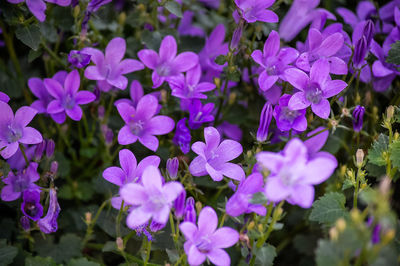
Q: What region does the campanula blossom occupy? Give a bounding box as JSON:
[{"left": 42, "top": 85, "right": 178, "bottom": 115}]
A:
[
  {"left": 303, "top": 126, "right": 329, "bottom": 158},
  {"left": 226, "top": 173, "right": 266, "bottom": 217},
  {"left": 273, "top": 94, "right": 307, "bottom": 132},
  {"left": 184, "top": 197, "right": 196, "bottom": 223},
  {"left": 173, "top": 118, "right": 191, "bottom": 154},
  {"left": 188, "top": 100, "right": 215, "bottom": 130},
  {"left": 138, "top": 35, "right": 199, "bottom": 88},
  {"left": 257, "top": 138, "right": 337, "bottom": 208},
  {"left": 166, "top": 157, "right": 179, "bottom": 179},
  {"left": 352, "top": 105, "right": 365, "bottom": 132},
  {"left": 251, "top": 30, "right": 299, "bottom": 91},
  {"left": 0, "top": 102, "right": 43, "bottom": 159},
  {"left": 169, "top": 65, "right": 216, "bottom": 100},
  {"left": 216, "top": 121, "right": 242, "bottom": 142},
  {"left": 7, "top": 0, "right": 71, "bottom": 22},
  {"left": 189, "top": 126, "right": 245, "bottom": 182},
  {"left": 180, "top": 206, "right": 239, "bottom": 266},
  {"left": 178, "top": 11, "right": 205, "bottom": 37},
  {"left": 38, "top": 188, "right": 60, "bottom": 234},
  {"left": 21, "top": 190, "right": 43, "bottom": 221},
  {"left": 114, "top": 80, "right": 162, "bottom": 110},
  {"left": 68, "top": 50, "right": 91, "bottom": 69},
  {"left": 120, "top": 166, "right": 184, "bottom": 229},
  {"left": 336, "top": 1, "right": 377, "bottom": 29},
  {"left": 285, "top": 58, "right": 348, "bottom": 119},
  {"left": 296, "top": 28, "right": 347, "bottom": 75},
  {"left": 8, "top": 145, "right": 35, "bottom": 170},
  {"left": 233, "top": 0, "right": 278, "bottom": 24},
  {"left": 116, "top": 94, "right": 175, "bottom": 151},
  {"left": 45, "top": 70, "right": 96, "bottom": 123},
  {"left": 1, "top": 162, "right": 41, "bottom": 202},
  {"left": 83, "top": 37, "right": 144, "bottom": 91},
  {"left": 0, "top": 92, "right": 10, "bottom": 103},
  {"left": 256, "top": 102, "right": 273, "bottom": 142}
]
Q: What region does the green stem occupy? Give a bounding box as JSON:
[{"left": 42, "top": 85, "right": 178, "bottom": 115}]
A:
[
  {"left": 82, "top": 199, "right": 109, "bottom": 248},
  {"left": 256, "top": 201, "right": 284, "bottom": 248},
  {"left": 19, "top": 144, "right": 30, "bottom": 166},
  {"left": 41, "top": 41, "right": 65, "bottom": 66},
  {"left": 144, "top": 240, "right": 152, "bottom": 266},
  {"left": 353, "top": 167, "right": 361, "bottom": 209}
]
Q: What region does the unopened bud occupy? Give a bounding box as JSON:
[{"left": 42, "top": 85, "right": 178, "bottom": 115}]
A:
[
  {"left": 166, "top": 157, "right": 179, "bottom": 180},
  {"left": 85, "top": 212, "right": 92, "bottom": 224},
  {"left": 98, "top": 106, "right": 105, "bottom": 120},
  {"left": 118, "top": 12, "right": 126, "bottom": 25},
  {"left": 329, "top": 227, "right": 339, "bottom": 241},
  {"left": 356, "top": 149, "right": 364, "bottom": 167},
  {"left": 50, "top": 161, "right": 58, "bottom": 174},
  {"left": 116, "top": 237, "right": 124, "bottom": 251},
  {"left": 248, "top": 221, "right": 255, "bottom": 230},
  {"left": 336, "top": 218, "right": 346, "bottom": 232},
  {"left": 20, "top": 216, "right": 30, "bottom": 231},
  {"left": 382, "top": 229, "right": 395, "bottom": 244},
  {"left": 379, "top": 176, "right": 391, "bottom": 196},
  {"left": 195, "top": 201, "right": 202, "bottom": 214},
  {"left": 214, "top": 78, "right": 221, "bottom": 89},
  {"left": 46, "top": 139, "right": 55, "bottom": 158},
  {"left": 386, "top": 105, "right": 394, "bottom": 121},
  {"left": 228, "top": 92, "right": 236, "bottom": 105},
  {"left": 34, "top": 141, "right": 46, "bottom": 161},
  {"left": 350, "top": 209, "right": 361, "bottom": 223}
]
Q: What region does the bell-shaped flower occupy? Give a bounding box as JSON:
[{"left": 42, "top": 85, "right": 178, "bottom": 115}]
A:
[
  {"left": 173, "top": 118, "right": 191, "bottom": 154},
  {"left": 7, "top": 0, "right": 71, "bottom": 22},
  {"left": 188, "top": 100, "right": 215, "bottom": 130},
  {"left": 21, "top": 190, "right": 43, "bottom": 221},
  {"left": 233, "top": 0, "right": 278, "bottom": 24},
  {"left": 38, "top": 188, "right": 61, "bottom": 234}
]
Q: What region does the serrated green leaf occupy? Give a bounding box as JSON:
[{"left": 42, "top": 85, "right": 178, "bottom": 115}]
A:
[
  {"left": 164, "top": 1, "right": 182, "bottom": 18},
  {"left": 25, "top": 256, "right": 57, "bottom": 266},
  {"left": 15, "top": 24, "right": 41, "bottom": 51},
  {"left": 250, "top": 192, "right": 267, "bottom": 205},
  {"left": 386, "top": 41, "right": 400, "bottom": 65},
  {"left": 309, "top": 192, "right": 348, "bottom": 225},
  {"left": 0, "top": 240, "right": 18, "bottom": 266},
  {"left": 34, "top": 233, "right": 82, "bottom": 263},
  {"left": 67, "top": 257, "right": 100, "bottom": 266},
  {"left": 315, "top": 240, "right": 341, "bottom": 266},
  {"left": 28, "top": 49, "right": 42, "bottom": 63},
  {"left": 389, "top": 140, "right": 400, "bottom": 169},
  {"left": 367, "top": 134, "right": 389, "bottom": 166},
  {"left": 254, "top": 244, "right": 276, "bottom": 266},
  {"left": 342, "top": 178, "right": 354, "bottom": 190}
]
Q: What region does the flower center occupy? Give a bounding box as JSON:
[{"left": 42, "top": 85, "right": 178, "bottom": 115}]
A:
[
  {"left": 24, "top": 202, "right": 40, "bottom": 218},
  {"left": 305, "top": 82, "right": 323, "bottom": 104},
  {"left": 195, "top": 235, "right": 212, "bottom": 253},
  {"left": 6, "top": 124, "right": 22, "bottom": 143},
  {"left": 62, "top": 94, "right": 76, "bottom": 110},
  {"left": 12, "top": 172, "right": 30, "bottom": 192},
  {"left": 281, "top": 107, "right": 300, "bottom": 123},
  {"left": 104, "top": 64, "right": 112, "bottom": 79},
  {"left": 129, "top": 120, "right": 144, "bottom": 135},
  {"left": 156, "top": 64, "right": 171, "bottom": 77},
  {"left": 279, "top": 167, "right": 296, "bottom": 187}
]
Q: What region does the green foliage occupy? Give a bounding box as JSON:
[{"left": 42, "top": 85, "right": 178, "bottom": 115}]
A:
[
  {"left": 164, "top": 1, "right": 183, "bottom": 18},
  {"left": 254, "top": 244, "right": 276, "bottom": 266},
  {"left": 367, "top": 134, "right": 389, "bottom": 167},
  {"left": 15, "top": 24, "right": 41, "bottom": 51},
  {"left": 315, "top": 240, "right": 342, "bottom": 266},
  {"left": 34, "top": 234, "right": 82, "bottom": 263},
  {"left": 389, "top": 140, "right": 400, "bottom": 169},
  {"left": 0, "top": 239, "right": 18, "bottom": 266},
  {"left": 250, "top": 192, "right": 268, "bottom": 205},
  {"left": 309, "top": 192, "right": 348, "bottom": 225},
  {"left": 386, "top": 41, "right": 400, "bottom": 65},
  {"left": 25, "top": 256, "right": 57, "bottom": 266},
  {"left": 67, "top": 257, "right": 100, "bottom": 266}
]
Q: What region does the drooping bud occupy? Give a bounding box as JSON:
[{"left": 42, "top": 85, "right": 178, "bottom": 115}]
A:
[
  {"left": 166, "top": 157, "right": 179, "bottom": 180},
  {"left": 38, "top": 188, "right": 61, "bottom": 234},
  {"left": 46, "top": 139, "right": 55, "bottom": 158},
  {"left": 352, "top": 105, "right": 365, "bottom": 132},
  {"left": 256, "top": 102, "right": 273, "bottom": 142},
  {"left": 184, "top": 197, "right": 196, "bottom": 223},
  {"left": 230, "top": 19, "right": 244, "bottom": 50}
]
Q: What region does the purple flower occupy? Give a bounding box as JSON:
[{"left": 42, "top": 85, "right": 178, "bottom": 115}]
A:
[
  {"left": 189, "top": 126, "right": 245, "bottom": 182},
  {"left": 336, "top": 1, "right": 377, "bottom": 29},
  {"left": 353, "top": 37, "right": 368, "bottom": 69},
  {"left": 116, "top": 94, "right": 175, "bottom": 151},
  {"left": 188, "top": 100, "right": 215, "bottom": 130},
  {"left": 114, "top": 80, "right": 148, "bottom": 108},
  {"left": 251, "top": 30, "right": 299, "bottom": 91},
  {"left": 0, "top": 92, "right": 10, "bottom": 103},
  {"left": 166, "top": 157, "right": 179, "bottom": 179},
  {"left": 303, "top": 126, "right": 329, "bottom": 157},
  {"left": 178, "top": 11, "right": 205, "bottom": 37},
  {"left": 199, "top": 0, "right": 219, "bottom": 8},
  {"left": 352, "top": 105, "right": 365, "bottom": 132},
  {"left": 257, "top": 138, "right": 337, "bottom": 208},
  {"left": 46, "top": 139, "right": 55, "bottom": 158},
  {"left": 256, "top": 102, "right": 273, "bottom": 142},
  {"left": 233, "top": 0, "right": 278, "bottom": 24},
  {"left": 120, "top": 166, "right": 184, "bottom": 228},
  {"left": 68, "top": 50, "right": 91, "bottom": 69},
  {"left": 216, "top": 121, "right": 242, "bottom": 142},
  {"left": 230, "top": 21, "right": 243, "bottom": 50},
  {"left": 138, "top": 35, "right": 199, "bottom": 88},
  {"left": 173, "top": 118, "right": 191, "bottom": 154},
  {"left": 180, "top": 206, "right": 239, "bottom": 266},
  {"left": 273, "top": 94, "right": 307, "bottom": 132},
  {"left": 20, "top": 216, "right": 30, "bottom": 231},
  {"left": 184, "top": 197, "right": 196, "bottom": 223},
  {"left": 0, "top": 102, "right": 43, "bottom": 159},
  {"left": 38, "top": 188, "right": 60, "bottom": 234},
  {"left": 21, "top": 190, "right": 43, "bottom": 221},
  {"left": 296, "top": 28, "right": 347, "bottom": 75},
  {"left": 174, "top": 190, "right": 186, "bottom": 219},
  {"left": 1, "top": 162, "right": 40, "bottom": 201},
  {"left": 87, "top": 0, "right": 111, "bottom": 12},
  {"left": 8, "top": 145, "right": 35, "bottom": 170},
  {"left": 226, "top": 173, "right": 266, "bottom": 217},
  {"left": 45, "top": 70, "right": 96, "bottom": 123},
  {"left": 7, "top": 0, "right": 71, "bottom": 22},
  {"left": 169, "top": 65, "right": 215, "bottom": 100},
  {"left": 83, "top": 37, "right": 144, "bottom": 91},
  {"left": 285, "top": 59, "right": 348, "bottom": 119}
]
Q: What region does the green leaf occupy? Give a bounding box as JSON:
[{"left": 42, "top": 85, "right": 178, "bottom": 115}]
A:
[
  {"left": 15, "top": 24, "right": 41, "bottom": 51},
  {"left": 34, "top": 234, "right": 82, "bottom": 263},
  {"left": 25, "top": 256, "right": 57, "bottom": 266},
  {"left": 28, "top": 49, "right": 42, "bottom": 63},
  {"left": 389, "top": 140, "right": 400, "bottom": 169},
  {"left": 386, "top": 41, "right": 400, "bottom": 65},
  {"left": 215, "top": 55, "right": 227, "bottom": 65},
  {"left": 0, "top": 239, "right": 18, "bottom": 266},
  {"left": 250, "top": 192, "right": 268, "bottom": 205},
  {"left": 67, "top": 257, "right": 100, "bottom": 266},
  {"left": 367, "top": 134, "right": 389, "bottom": 167},
  {"left": 166, "top": 249, "right": 179, "bottom": 263},
  {"left": 102, "top": 241, "right": 117, "bottom": 252},
  {"left": 254, "top": 244, "right": 276, "bottom": 266},
  {"left": 309, "top": 192, "right": 348, "bottom": 225},
  {"left": 164, "top": 1, "right": 182, "bottom": 18},
  {"left": 315, "top": 240, "right": 341, "bottom": 266},
  {"left": 342, "top": 178, "right": 354, "bottom": 190}
]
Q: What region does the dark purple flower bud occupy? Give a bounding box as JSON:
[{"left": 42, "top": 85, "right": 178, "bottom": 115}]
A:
[
  {"left": 94, "top": 86, "right": 101, "bottom": 102},
  {"left": 71, "top": 0, "right": 79, "bottom": 7},
  {"left": 21, "top": 190, "right": 43, "bottom": 221},
  {"left": 98, "top": 106, "right": 105, "bottom": 120},
  {"left": 174, "top": 190, "right": 186, "bottom": 219},
  {"left": 256, "top": 102, "right": 273, "bottom": 142},
  {"left": 144, "top": 23, "right": 154, "bottom": 32},
  {"left": 149, "top": 221, "right": 165, "bottom": 232},
  {"left": 46, "top": 139, "right": 55, "bottom": 158},
  {"left": 230, "top": 20, "right": 244, "bottom": 50},
  {"left": 38, "top": 188, "right": 60, "bottom": 234},
  {"left": 20, "top": 216, "right": 30, "bottom": 231},
  {"left": 68, "top": 50, "right": 91, "bottom": 69},
  {"left": 105, "top": 129, "right": 113, "bottom": 145},
  {"left": 228, "top": 181, "right": 237, "bottom": 192},
  {"left": 50, "top": 161, "right": 58, "bottom": 174},
  {"left": 173, "top": 118, "right": 191, "bottom": 154},
  {"left": 371, "top": 224, "right": 381, "bottom": 244},
  {"left": 184, "top": 197, "right": 196, "bottom": 223},
  {"left": 363, "top": 20, "right": 375, "bottom": 47},
  {"left": 166, "top": 157, "right": 179, "bottom": 179},
  {"left": 352, "top": 105, "right": 365, "bottom": 132},
  {"left": 34, "top": 141, "right": 46, "bottom": 161},
  {"left": 353, "top": 37, "right": 368, "bottom": 69}
]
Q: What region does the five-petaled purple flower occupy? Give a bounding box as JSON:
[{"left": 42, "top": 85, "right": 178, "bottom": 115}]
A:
[
  {"left": 68, "top": 50, "right": 91, "bottom": 69},
  {"left": 120, "top": 165, "right": 184, "bottom": 229},
  {"left": 273, "top": 94, "right": 307, "bottom": 132},
  {"left": 285, "top": 59, "right": 347, "bottom": 119},
  {"left": 173, "top": 118, "right": 191, "bottom": 154},
  {"left": 21, "top": 190, "right": 43, "bottom": 221},
  {"left": 180, "top": 206, "right": 239, "bottom": 266},
  {"left": 116, "top": 94, "right": 175, "bottom": 151},
  {"left": 0, "top": 102, "right": 43, "bottom": 159},
  {"left": 84, "top": 37, "right": 144, "bottom": 91},
  {"left": 189, "top": 126, "right": 245, "bottom": 181},
  {"left": 7, "top": 0, "right": 71, "bottom": 22},
  {"left": 138, "top": 35, "right": 199, "bottom": 88},
  {"left": 188, "top": 100, "right": 215, "bottom": 130},
  {"left": 45, "top": 69, "right": 96, "bottom": 123},
  {"left": 233, "top": 0, "right": 278, "bottom": 24}
]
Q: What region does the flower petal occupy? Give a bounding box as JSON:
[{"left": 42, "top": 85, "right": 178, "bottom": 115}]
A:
[
  {"left": 118, "top": 59, "right": 144, "bottom": 74},
  {"left": 311, "top": 98, "right": 330, "bottom": 119},
  {"left": 198, "top": 206, "right": 218, "bottom": 235},
  {"left": 179, "top": 222, "right": 198, "bottom": 241},
  {"left": 159, "top": 35, "right": 177, "bottom": 62},
  {"left": 310, "top": 58, "right": 330, "bottom": 85},
  {"left": 288, "top": 92, "right": 310, "bottom": 110},
  {"left": 284, "top": 68, "right": 309, "bottom": 91},
  {"left": 65, "top": 105, "right": 83, "bottom": 121},
  {"left": 64, "top": 69, "right": 80, "bottom": 95},
  {"left": 265, "top": 177, "right": 291, "bottom": 202},
  {"left": 138, "top": 134, "right": 159, "bottom": 151},
  {"left": 323, "top": 80, "right": 347, "bottom": 98},
  {"left": 163, "top": 182, "right": 184, "bottom": 203},
  {"left": 288, "top": 184, "right": 314, "bottom": 208},
  {"left": 189, "top": 156, "right": 207, "bottom": 176},
  {"left": 14, "top": 106, "right": 37, "bottom": 127},
  {"left": 263, "top": 30, "right": 280, "bottom": 57},
  {"left": 119, "top": 149, "right": 137, "bottom": 177},
  {"left": 120, "top": 183, "right": 148, "bottom": 205},
  {"left": 75, "top": 91, "right": 96, "bottom": 105},
  {"left": 172, "top": 52, "right": 199, "bottom": 73},
  {"left": 118, "top": 125, "right": 138, "bottom": 145},
  {"left": 105, "top": 37, "right": 126, "bottom": 65},
  {"left": 204, "top": 126, "right": 220, "bottom": 151},
  {"left": 141, "top": 165, "right": 162, "bottom": 190},
  {"left": 219, "top": 163, "right": 245, "bottom": 181},
  {"left": 206, "top": 163, "right": 223, "bottom": 181},
  {"left": 137, "top": 49, "right": 159, "bottom": 70},
  {"left": 116, "top": 102, "right": 136, "bottom": 124},
  {"left": 103, "top": 166, "right": 125, "bottom": 186},
  {"left": 126, "top": 207, "right": 151, "bottom": 229},
  {"left": 147, "top": 116, "right": 175, "bottom": 135},
  {"left": 19, "top": 127, "right": 43, "bottom": 144}
]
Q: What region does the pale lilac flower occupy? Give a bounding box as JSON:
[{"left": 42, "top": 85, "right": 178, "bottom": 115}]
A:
[
  {"left": 166, "top": 157, "right": 179, "bottom": 179},
  {"left": 45, "top": 70, "right": 96, "bottom": 123},
  {"left": 120, "top": 166, "right": 184, "bottom": 228},
  {"left": 226, "top": 173, "right": 266, "bottom": 217},
  {"left": 7, "top": 0, "right": 71, "bottom": 22},
  {"left": 257, "top": 138, "right": 337, "bottom": 208},
  {"left": 21, "top": 190, "right": 43, "bottom": 221},
  {"left": 138, "top": 35, "right": 199, "bottom": 88},
  {"left": 173, "top": 118, "right": 191, "bottom": 154},
  {"left": 84, "top": 37, "right": 144, "bottom": 91},
  {"left": 1, "top": 162, "right": 40, "bottom": 201},
  {"left": 178, "top": 11, "right": 205, "bottom": 37},
  {"left": 256, "top": 102, "right": 273, "bottom": 142},
  {"left": 180, "top": 206, "right": 239, "bottom": 266},
  {"left": 117, "top": 95, "right": 174, "bottom": 151},
  {"left": 233, "top": 0, "right": 278, "bottom": 24},
  {"left": 251, "top": 30, "right": 299, "bottom": 91},
  {"left": 0, "top": 102, "right": 43, "bottom": 159},
  {"left": 68, "top": 50, "right": 91, "bottom": 69},
  {"left": 0, "top": 92, "right": 10, "bottom": 103},
  {"left": 38, "top": 188, "right": 60, "bottom": 234},
  {"left": 273, "top": 94, "right": 307, "bottom": 132},
  {"left": 188, "top": 100, "right": 215, "bottom": 129},
  {"left": 285, "top": 59, "right": 347, "bottom": 119},
  {"left": 189, "top": 126, "right": 245, "bottom": 181},
  {"left": 114, "top": 80, "right": 144, "bottom": 107},
  {"left": 352, "top": 105, "right": 365, "bottom": 132}
]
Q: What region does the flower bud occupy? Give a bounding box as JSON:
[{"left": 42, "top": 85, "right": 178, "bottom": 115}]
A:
[
  {"left": 98, "top": 106, "right": 105, "bottom": 120},
  {"left": 329, "top": 227, "right": 339, "bottom": 241},
  {"left": 336, "top": 218, "right": 346, "bottom": 233},
  {"left": 353, "top": 37, "right": 367, "bottom": 69},
  {"left": 363, "top": 20, "right": 375, "bottom": 46},
  {"left": 20, "top": 216, "right": 30, "bottom": 231},
  {"left": 116, "top": 237, "right": 124, "bottom": 251},
  {"left": 50, "top": 161, "right": 58, "bottom": 174},
  {"left": 166, "top": 157, "right": 179, "bottom": 180},
  {"left": 184, "top": 197, "right": 196, "bottom": 223},
  {"left": 230, "top": 20, "right": 244, "bottom": 50},
  {"left": 46, "top": 139, "right": 55, "bottom": 158},
  {"left": 356, "top": 149, "right": 364, "bottom": 168},
  {"left": 174, "top": 190, "right": 186, "bottom": 219},
  {"left": 38, "top": 188, "right": 61, "bottom": 234},
  {"left": 34, "top": 141, "right": 46, "bottom": 161},
  {"left": 256, "top": 102, "right": 273, "bottom": 142},
  {"left": 386, "top": 105, "right": 394, "bottom": 121},
  {"left": 85, "top": 212, "right": 92, "bottom": 225},
  {"left": 352, "top": 105, "right": 365, "bottom": 132},
  {"left": 149, "top": 221, "right": 165, "bottom": 232}
]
